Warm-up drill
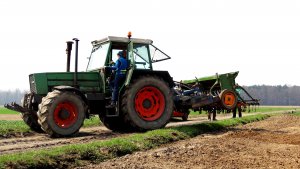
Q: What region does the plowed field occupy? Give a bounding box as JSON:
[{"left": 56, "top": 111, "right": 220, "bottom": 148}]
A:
[{"left": 84, "top": 114, "right": 300, "bottom": 169}]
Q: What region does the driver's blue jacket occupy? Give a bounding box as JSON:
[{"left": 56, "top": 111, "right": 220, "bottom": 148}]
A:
[{"left": 108, "top": 57, "right": 128, "bottom": 76}]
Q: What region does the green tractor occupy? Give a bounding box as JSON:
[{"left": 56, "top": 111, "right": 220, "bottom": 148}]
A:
[
  {"left": 6, "top": 33, "right": 174, "bottom": 137},
  {"left": 5, "top": 33, "right": 238, "bottom": 137}
]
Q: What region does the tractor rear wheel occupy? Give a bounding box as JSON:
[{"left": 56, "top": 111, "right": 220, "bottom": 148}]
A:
[
  {"left": 219, "top": 89, "right": 237, "bottom": 110},
  {"left": 37, "top": 90, "right": 85, "bottom": 137},
  {"left": 122, "top": 76, "right": 173, "bottom": 131}
]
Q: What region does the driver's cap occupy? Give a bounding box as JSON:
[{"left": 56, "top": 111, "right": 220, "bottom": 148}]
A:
[{"left": 117, "top": 51, "right": 123, "bottom": 57}]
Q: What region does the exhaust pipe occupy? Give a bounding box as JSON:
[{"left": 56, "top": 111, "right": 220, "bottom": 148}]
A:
[
  {"left": 73, "top": 38, "right": 79, "bottom": 88},
  {"left": 66, "top": 41, "right": 73, "bottom": 72}
]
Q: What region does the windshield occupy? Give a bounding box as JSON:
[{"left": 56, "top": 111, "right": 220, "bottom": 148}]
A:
[{"left": 86, "top": 43, "right": 110, "bottom": 71}]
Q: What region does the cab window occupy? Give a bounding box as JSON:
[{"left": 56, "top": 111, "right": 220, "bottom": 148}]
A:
[
  {"left": 133, "top": 44, "right": 152, "bottom": 69},
  {"left": 86, "top": 43, "right": 110, "bottom": 71}
]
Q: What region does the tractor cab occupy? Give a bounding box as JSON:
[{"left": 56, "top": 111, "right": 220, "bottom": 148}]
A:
[
  {"left": 86, "top": 35, "right": 171, "bottom": 94},
  {"left": 87, "top": 35, "right": 170, "bottom": 71}
]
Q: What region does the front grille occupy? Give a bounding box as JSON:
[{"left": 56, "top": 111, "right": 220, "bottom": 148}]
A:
[{"left": 29, "top": 75, "right": 37, "bottom": 93}]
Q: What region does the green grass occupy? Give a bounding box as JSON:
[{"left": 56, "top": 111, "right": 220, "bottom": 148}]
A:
[
  {"left": 0, "top": 114, "right": 270, "bottom": 169},
  {"left": 0, "top": 108, "right": 19, "bottom": 115},
  {"left": 0, "top": 116, "right": 102, "bottom": 137},
  {"left": 291, "top": 111, "right": 300, "bottom": 116},
  {"left": 82, "top": 115, "right": 101, "bottom": 127},
  {"left": 254, "top": 106, "right": 298, "bottom": 113},
  {"left": 0, "top": 120, "right": 31, "bottom": 137}
]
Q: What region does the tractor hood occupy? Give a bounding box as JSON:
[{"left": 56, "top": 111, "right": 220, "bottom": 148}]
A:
[{"left": 29, "top": 72, "right": 103, "bottom": 95}]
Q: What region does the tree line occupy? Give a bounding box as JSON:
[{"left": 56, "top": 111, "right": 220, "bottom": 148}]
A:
[
  {"left": 243, "top": 85, "right": 300, "bottom": 106},
  {"left": 0, "top": 85, "right": 300, "bottom": 106},
  {"left": 0, "top": 89, "right": 26, "bottom": 105}
]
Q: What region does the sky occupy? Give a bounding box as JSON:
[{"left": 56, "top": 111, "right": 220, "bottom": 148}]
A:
[{"left": 0, "top": 0, "right": 300, "bottom": 90}]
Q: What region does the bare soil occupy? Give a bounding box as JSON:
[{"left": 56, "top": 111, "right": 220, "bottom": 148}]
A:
[
  {"left": 0, "top": 114, "right": 21, "bottom": 120},
  {"left": 85, "top": 114, "right": 300, "bottom": 169}
]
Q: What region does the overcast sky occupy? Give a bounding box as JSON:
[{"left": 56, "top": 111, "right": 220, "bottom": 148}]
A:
[{"left": 0, "top": 0, "right": 300, "bottom": 90}]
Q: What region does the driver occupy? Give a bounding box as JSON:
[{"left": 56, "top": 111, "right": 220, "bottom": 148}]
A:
[{"left": 105, "top": 50, "right": 128, "bottom": 108}]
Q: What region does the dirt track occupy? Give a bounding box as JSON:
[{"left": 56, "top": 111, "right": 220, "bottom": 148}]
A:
[
  {"left": 85, "top": 114, "right": 300, "bottom": 169},
  {"left": 0, "top": 110, "right": 294, "bottom": 156},
  {"left": 0, "top": 126, "right": 130, "bottom": 155},
  {"left": 0, "top": 114, "right": 21, "bottom": 120}
]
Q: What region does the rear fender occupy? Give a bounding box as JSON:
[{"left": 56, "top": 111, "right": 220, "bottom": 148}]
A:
[
  {"left": 125, "top": 70, "right": 174, "bottom": 88},
  {"left": 53, "top": 86, "right": 89, "bottom": 107}
]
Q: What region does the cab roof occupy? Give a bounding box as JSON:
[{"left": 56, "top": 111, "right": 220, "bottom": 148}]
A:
[{"left": 91, "top": 36, "right": 153, "bottom": 46}]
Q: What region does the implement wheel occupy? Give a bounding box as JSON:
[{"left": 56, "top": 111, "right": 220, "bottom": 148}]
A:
[
  {"left": 37, "top": 90, "right": 85, "bottom": 137},
  {"left": 122, "top": 76, "right": 173, "bottom": 131},
  {"left": 219, "top": 89, "right": 237, "bottom": 110},
  {"left": 182, "top": 113, "right": 189, "bottom": 121}
]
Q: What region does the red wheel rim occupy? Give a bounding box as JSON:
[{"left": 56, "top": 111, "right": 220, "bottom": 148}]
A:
[
  {"left": 53, "top": 102, "right": 78, "bottom": 128},
  {"left": 134, "top": 86, "right": 165, "bottom": 121},
  {"left": 223, "top": 92, "right": 236, "bottom": 107}
]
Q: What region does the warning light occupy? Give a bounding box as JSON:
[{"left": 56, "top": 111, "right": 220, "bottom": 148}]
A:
[{"left": 128, "top": 31, "right": 132, "bottom": 38}]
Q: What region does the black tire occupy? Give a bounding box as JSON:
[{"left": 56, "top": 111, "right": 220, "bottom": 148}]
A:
[
  {"left": 182, "top": 113, "right": 189, "bottom": 121},
  {"left": 219, "top": 89, "right": 237, "bottom": 110},
  {"left": 122, "top": 76, "right": 173, "bottom": 130},
  {"left": 21, "top": 112, "right": 44, "bottom": 133},
  {"left": 37, "top": 90, "right": 85, "bottom": 137},
  {"left": 232, "top": 107, "right": 237, "bottom": 118},
  {"left": 238, "top": 106, "right": 242, "bottom": 117},
  {"left": 99, "top": 114, "right": 132, "bottom": 132}
]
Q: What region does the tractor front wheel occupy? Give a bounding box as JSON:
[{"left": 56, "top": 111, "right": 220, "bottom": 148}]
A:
[
  {"left": 122, "top": 76, "right": 173, "bottom": 131},
  {"left": 37, "top": 90, "right": 85, "bottom": 137}
]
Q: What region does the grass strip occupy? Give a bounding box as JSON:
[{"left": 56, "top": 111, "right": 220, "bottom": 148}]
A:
[
  {"left": 290, "top": 111, "right": 300, "bottom": 116},
  {"left": 189, "top": 106, "right": 298, "bottom": 116},
  {"left": 0, "top": 120, "right": 31, "bottom": 137},
  {"left": 0, "top": 108, "right": 19, "bottom": 115},
  {"left": 254, "top": 106, "right": 298, "bottom": 113},
  {"left": 0, "top": 114, "right": 269, "bottom": 169},
  {"left": 0, "top": 116, "right": 101, "bottom": 138},
  {"left": 82, "top": 115, "right": 101, "bottom": 128}
]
